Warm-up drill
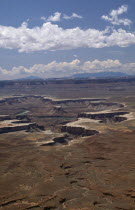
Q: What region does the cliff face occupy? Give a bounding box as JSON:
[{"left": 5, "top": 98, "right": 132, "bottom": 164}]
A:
[
  {"left": 54, "top": 98, "right": 104, "bottom": 104},
  {"left": 0, "top": 115, "right": 11, "bottom": 121},
  {"left": 0, "top": 123, "right": 36, "bottom": 134},
  {"left": 41, "top": 134, "right": 73, "bottom": 146},
  {"left": 0, "top": 95, "right": 43, "bottom": 105},
  {"left": 53, "top": 100, "right": 123, "bottom": 110},
  {"left": 78, "top": 111, "right": 128, "bottom": 123},
  {"left": 0, "top": 120, "right": 45, "bottom": 134},
  {"left": 62, "top": 125, "right": 99, "bottom": 136}
]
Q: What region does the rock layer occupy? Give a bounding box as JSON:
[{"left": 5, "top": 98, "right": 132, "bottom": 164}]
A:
[
  {"left": 62, "top": 125, "right": 99, "bottom": 136},
  {"left": 78, "top": 111, "right": 128, "bottom": 123}
]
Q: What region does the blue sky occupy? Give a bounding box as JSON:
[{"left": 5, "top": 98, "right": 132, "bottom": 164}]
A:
[{"left": 0, "top": 0, "right": 135, "bottom": 79}]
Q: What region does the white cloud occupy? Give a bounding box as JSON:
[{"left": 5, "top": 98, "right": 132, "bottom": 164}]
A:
[
  {"left": 0, "top": 22, "right": 135, "bottom": 52},
  {"left": 63, "top": 13, "right": 83, "bottom": 20},
  {"left": 82, "top": 59, "right": 121, "bottom": 71},
  {"left": 101, "top": 5, "right": 132, "bottom": 26},
  {"left": 41, "top": 16, "right": 46, "bottom": 21},
  {"left": 41, "top": 12, "right": 83, "bottom": 22},
  {"left": 1, "top": 59, "right": 135, "bottom": 79},
  {"left": 47, "top": 12, "right": 61, "bottom": 22},
  {"left": 73, "top": 54, "right": 78, "bottom": 58}
]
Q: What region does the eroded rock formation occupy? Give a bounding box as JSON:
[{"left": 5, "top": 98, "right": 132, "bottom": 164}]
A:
[
  {"left": 0, "top": 115, "right": 11, "bottom": 121},
  {"left": 0, "top": 123, "right": 36, "bottom": 134},
  {"left": 62, "top": 125, "right": 99, "bottom": 136},
  {"left": 78, "top": 111, "right": 128, "bottom": 123},
  {"left": 41, "top": 134, "right": 72, "bottom": 146},
  {"left": 0, "top": 119, "right": 44, "bottom": 134}
]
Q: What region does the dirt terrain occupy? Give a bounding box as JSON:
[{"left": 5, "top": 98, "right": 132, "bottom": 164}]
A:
[{"left": 0, "top": 79, "right": 135, "bottom": 210}]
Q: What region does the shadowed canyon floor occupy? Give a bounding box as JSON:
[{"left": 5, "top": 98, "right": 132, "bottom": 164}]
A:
[{"left": 0, "top": 79, "right": 135, "bottom": 209}]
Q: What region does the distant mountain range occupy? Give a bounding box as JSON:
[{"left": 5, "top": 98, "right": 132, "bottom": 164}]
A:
[
  {"left": 16, "top": 76, "right": 44, "bottom": 80},
  {"left": 71, "top": 72, "right": 128, "bottom": 79},
  {"left": 16, "top": 72, "right": 128, "bottom": 81}
]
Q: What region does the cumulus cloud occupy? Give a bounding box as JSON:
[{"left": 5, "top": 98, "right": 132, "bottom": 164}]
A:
[
  {"left": 101, "top": 5, "right": 132, "bottom": 26},
  {"left": 0, "top": 22, "right": 135, "bottom": 52},
  {"left": 63, "top": 13, "right": 83, "bottom": 20},
  {"left": 73, "top": 54, "right": 78, "bottom": 58},
  {"left": 47, "top": 12, "right": 61, "bottom": 22},
  {"left": 41, "top": 12, "right": 83, "bottom": 22},
  {"left": 40, "top": 16, "right": 46, "bottom": 21},
  {"left": 0, "top": 6, "right": 134, "bottom": 53},
  {"left": 82, "top": 59, "right": 121, "bottom": 71},
  {"left": 1, "top": 59, "right": 135, "bottom": 79}
]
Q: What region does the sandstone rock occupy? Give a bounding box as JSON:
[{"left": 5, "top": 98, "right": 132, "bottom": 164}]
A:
[{"left": 62, "top": 125, "right": 99, "bottom": 136}]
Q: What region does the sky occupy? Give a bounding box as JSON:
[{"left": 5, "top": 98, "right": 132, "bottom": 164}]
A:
[{"left": 0, "top": 0, "right": 135, "bottom": 79}]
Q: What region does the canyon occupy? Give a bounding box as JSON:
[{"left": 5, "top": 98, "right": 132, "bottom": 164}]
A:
[{"left": 0, "top": 79, "right": 135, "bottom": 209}]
